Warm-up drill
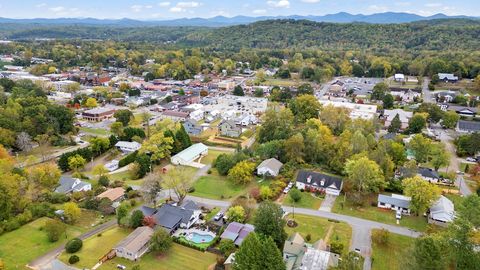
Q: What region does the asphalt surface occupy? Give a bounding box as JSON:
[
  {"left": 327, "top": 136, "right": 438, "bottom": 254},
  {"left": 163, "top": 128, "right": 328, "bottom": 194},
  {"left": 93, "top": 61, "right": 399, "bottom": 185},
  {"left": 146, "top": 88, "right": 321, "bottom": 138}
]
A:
[{"left": 422, "top": 77, "right": 433, "bottom": 103}]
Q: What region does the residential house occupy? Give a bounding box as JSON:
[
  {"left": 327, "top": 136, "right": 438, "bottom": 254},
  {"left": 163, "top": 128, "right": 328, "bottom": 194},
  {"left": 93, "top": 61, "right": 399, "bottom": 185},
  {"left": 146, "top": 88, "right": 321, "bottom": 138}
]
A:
[
  {"left": 204, "top": 110, "right": 220, "bottom": 123},
  {"left": 97, "top": 187, "right": 125, "bottom": 204},
  {"left": 428, "top": 196, "right": 455, "bottom": 227},
  {"left": 398, "top": 167, "right": 441, "bottom": 183},
  {"left": 115, "top": 141, "right": 141, "bottom": 154},
  {"left": 438, "top": 73, "right": 459, "bottom": 82},
  {"left": 171, "top": 143, "right": 208, "bottom": 166},
  {"left": 377, "top": 194, "right": 411, "bottom": 215},
  {"left": 161, "top": 110, "right": 189, "bottom": 122},
  {"left": 218, "top": 120, "right": 242, "bottom": 138},
  {"left": 257, "top": 158, "right": 283, "bottom": 177},
  {"left": 152, "top": 200, "right": 201, "bottom": 233},
  {"left": 183, "top": 118, "right": 203, "bottom": 136},
  {"left": 82, "top": 107, "right": 116, "bottom": 122},
  {"left": 435, "top": 91, "right": 457, "bottom": 103},
  {"left": 55, "top": 176, "right": 92, "bottom": 194},
  {"left": 105, "top": 160, "right": 119, "bottom": 172},
  {"left": 394, "top": 73, "right": 405, "bottom": 82},
  {"left": 456, "top": 120, "right": 480, "bottom": 133},
  {"left": 295, "top": 170, "right": 343, "bottom": 196},
  {"left": 383, "top": 109, "right": 413, "bottom": 130},
  {"left": 224, "top": 253, "right": 235, "bottom": 270},
  {"left": 446, "top": 105, "right": 477, "bottom": 117},
  {"left": 235, "top": 113, "right": 258, "bottom": 126},
  {"left": 220, "top": 222, "right": 255, "bottom": 246},
  {"left": 389, "top": 88, "right": 421, "bottom": 103},
  {"left": 283, "top": 233, "right": 339, "bottom": 270},
  {"left": 114, "top": 226, "right": 154, "bottom": 261}
]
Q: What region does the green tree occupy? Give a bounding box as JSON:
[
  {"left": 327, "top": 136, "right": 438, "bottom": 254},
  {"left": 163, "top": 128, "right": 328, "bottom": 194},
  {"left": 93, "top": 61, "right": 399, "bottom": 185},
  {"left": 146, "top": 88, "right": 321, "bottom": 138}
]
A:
[
  {"left": 85, "top": 97, "right": 98, "bottom": 108},
  {"left": 430, "top": 143, "right": 449, "bottom": 171},
  {"left": 289, "top": 95, "right": 321, "bottom": 123},
  {"left": 388, "top": 114, "right": 402, "bottom": 133},
  {"left": 64, "top": 202, "right": 81, "bottom": 224},
  {"left": 90, "top": 137, "right": 110, "bottom": 155},
  {"left": 417, "top": 103, "right": 444, "bottom": 123},
  {"left": 67, "top": 154, "right": 86, "bottom": 172},
  {"left": 140, "top": 132, "right": 174, "bottom": 162},
  {"left": 284, "top": 133, "right": 305, "bottom": 163},
  {"left": 407, "top": 114, "right": 427, "bottom": 134},
  {"left": 226, "top": 205, "right": 246, "bottom": 223},
  {"left": 141, "top": 172, "right": 163, "bottom": 207},
  {"left": 114, "top": 109, "right": 134, "bottom": 126},
  {"left": 345, "top": 156, "right": 386, "bottom": 193},
  {"left": 110, "top": 121, "right": 124, "bottom": 137},
  {"left": 457, "top": 195, "right": 480, "bottom": 227},
  {"left": 233, "top": 233, "right": 285, "bottom": 270},
  {"left": 116, "top": 202, "right": 129, "bottom": 224},
  {"left": 228, "top": 160, "right": 256, "bottom": 185},
  {"left": 45, "top": 219, "right": 66, "bottom": 242},
  {"left": 258, "top": 108, "right": 294, "bottom": 143},
  {"left": 254, "top": 201, "right": 287, "bottom": 248},
  {"left": 382, "top": 93, "right": 394, "bottom": 109},
  {"left": 409, "top": 134, "right": 433, "bottom": 163},
  {"left": 402, "top": 176, "right": 441, "bottom": 215},
  {"left": 410, "top": 236, "right": 446, "bottom": 270},
  {"left": 129, "top": 210, "right": 145, "bottom": 228},
  {"left": 218, "top": 239, "right": 236, "bottom": 257},
  {"left": 371, "top": 82, "right": 388, "bottom": 100},
  {"left": 150, "top": 229, "right": 173, "bottom": 255},
  {"left": 233, "top": 85, "right": 245, "bottom": 96},
  {"left": 331, "top": 251, "right": 364, "bottom": 270},
  {"left": 441, "top": 110, "right": 460, "bottom": 129},
  {"left": 319, "top": 105, "right": 351, "bottom": 135},
  {"left": 289, "top": 188, "right": 302, "bottom": 203},
  {"left": 162, "top": 167, "right": 194, "bottom": 204},
  {"left": 297, "top": 83, "right": 314, "bottom": 95}
]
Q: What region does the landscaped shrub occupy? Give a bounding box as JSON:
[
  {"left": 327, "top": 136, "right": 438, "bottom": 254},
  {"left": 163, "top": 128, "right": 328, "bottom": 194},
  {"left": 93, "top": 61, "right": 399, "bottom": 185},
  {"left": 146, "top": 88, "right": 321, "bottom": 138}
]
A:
[
  {"left": 66, "top": 238, "right": 83, "bottom": 253},
  {"left": 372, "top": 229, "right": 390, "bottom": 246},
  {"left": 118, "top": 151, "right": 138, "bottom": 167},
  {"left": 305, "top": 234, "right": 311, "bottom": 242},
  {"left": 329, "top": 240, "right": 344, "bottom": 254},
  {"left": 68, "top": 255, "right": 80, "bottom": 264}
]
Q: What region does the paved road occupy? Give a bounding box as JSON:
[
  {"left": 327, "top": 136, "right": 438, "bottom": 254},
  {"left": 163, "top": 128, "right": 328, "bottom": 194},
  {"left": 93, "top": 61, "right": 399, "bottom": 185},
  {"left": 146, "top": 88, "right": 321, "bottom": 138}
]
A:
[
  {"left": 170, "top": 194, "right": 420, "bottom": 270},
  {"left": 28, "top": 220, "right": 117, "bottom": 270},
  {"left": 422, "top": 77, "right": 433, "bottom": 103}
]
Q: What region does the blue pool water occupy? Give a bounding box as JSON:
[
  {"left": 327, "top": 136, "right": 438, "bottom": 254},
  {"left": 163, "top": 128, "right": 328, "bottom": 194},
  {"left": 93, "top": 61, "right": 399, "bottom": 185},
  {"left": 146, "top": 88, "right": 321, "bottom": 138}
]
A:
[{"left": 189, "top": 232, "right": 214, "bottom": 244}]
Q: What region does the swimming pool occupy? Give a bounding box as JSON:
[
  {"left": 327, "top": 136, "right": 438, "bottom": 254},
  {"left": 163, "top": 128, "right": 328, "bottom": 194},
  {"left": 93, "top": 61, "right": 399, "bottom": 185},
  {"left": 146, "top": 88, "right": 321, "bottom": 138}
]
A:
[{"left": 188, "top": 232, "right": 214, "bottom": 244}]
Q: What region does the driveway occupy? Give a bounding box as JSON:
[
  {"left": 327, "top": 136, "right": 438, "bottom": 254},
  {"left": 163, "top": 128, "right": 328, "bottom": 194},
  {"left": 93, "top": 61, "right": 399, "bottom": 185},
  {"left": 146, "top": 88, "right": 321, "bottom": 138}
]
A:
[
  {"left": 422, "top": 77, "right": 433, "bottom": 103},
  {"left": 28, "top": 220, "right": 117, "bottom": 270},
  {"left": 319, "top": 194, "right": 337, "bottom": 212}
]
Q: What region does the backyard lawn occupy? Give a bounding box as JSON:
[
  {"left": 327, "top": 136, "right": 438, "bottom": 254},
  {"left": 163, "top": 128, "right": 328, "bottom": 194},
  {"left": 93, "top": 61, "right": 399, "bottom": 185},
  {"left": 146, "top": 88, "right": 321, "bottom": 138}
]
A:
[
  {"left": 332, "top": 195, "right": 428, "bottom": 232},
  {"left": 59, "top": 226, "right": 131, "bottom": 269},
  {"left": 0, "top": 217, "right": 84, "bottom": 270},
  {"left": 371, "top": 230, "right": 415, "bottom": 270},
  {"left": 191, "top": 172, "right": 244, "bottom": 200},
  {"left": 200, "top": 149, "right": 231, "bottom": 165},
  {"left": 103, "top": 243, "right": 217, "bottom": 270},
  {"left": 283, "top": 191, "right": 323, "bottom": 209},
  {"left": 284, "top": 214, "right": 352, "bottom": 255}
]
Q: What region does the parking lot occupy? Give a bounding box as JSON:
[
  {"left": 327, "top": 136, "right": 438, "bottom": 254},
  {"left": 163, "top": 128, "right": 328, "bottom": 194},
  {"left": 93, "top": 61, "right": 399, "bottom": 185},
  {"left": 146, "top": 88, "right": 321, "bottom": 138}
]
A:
[
  {"left": 202, "top": 95, "right": 268, "bottom": 115},
  {"left": 341, "top": 77, "right": 384, "bottom": 96}
]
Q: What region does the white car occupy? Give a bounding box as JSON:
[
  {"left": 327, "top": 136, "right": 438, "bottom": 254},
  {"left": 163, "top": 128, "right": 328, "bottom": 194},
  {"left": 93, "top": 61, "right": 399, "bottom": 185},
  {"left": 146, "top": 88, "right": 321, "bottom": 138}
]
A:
[{"left": 466, "top": 157, "right": 477, "bottom": 162}]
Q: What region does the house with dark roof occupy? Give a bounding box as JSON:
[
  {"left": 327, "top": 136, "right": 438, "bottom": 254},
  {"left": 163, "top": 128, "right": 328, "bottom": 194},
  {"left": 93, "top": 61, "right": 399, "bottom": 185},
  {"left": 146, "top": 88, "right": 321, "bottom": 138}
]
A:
[
  {"left": 114, "top": 226, "right": 154, "bottom": 261},
  {"left": 183, "top": 118, "right": 203, "bottom": 136},
  {"left": 257, "top": 158, "right": 283, "bottom": 177},
  {"left": 220, "top": 222, "right": 255, "bottom": 246},
  {"left": 152, "top": 200, "right": 201, "bottom": 233},
  {"left": 447, "top": 105, "right": 477, "bottom": 117},
  {"left": 54, "top": 176, "right": 92, "bottom": 194},
  {"left": 139, "top": 205, "right": 157, "bottom": 217},
  {"left": 295, "top": 171, "right": 343, "bottom": 196},
  {"left": 438, "top": 73, "right": 459, "bottom": 82},
  {"left": 377, "top": 194, "right": 411, "bottom": 214},
  {"left": 456, "top": 120, "right": 480, "bottom": 133},
  {"left": 398, "top": 167, "right": 441, "bottom": 183}
]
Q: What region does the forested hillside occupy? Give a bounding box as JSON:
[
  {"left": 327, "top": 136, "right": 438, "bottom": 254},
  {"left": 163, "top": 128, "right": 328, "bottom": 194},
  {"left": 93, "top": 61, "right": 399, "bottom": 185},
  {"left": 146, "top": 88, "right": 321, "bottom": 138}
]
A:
[{"left": 1, "top": 19, "right": 480, "bottom": 52}]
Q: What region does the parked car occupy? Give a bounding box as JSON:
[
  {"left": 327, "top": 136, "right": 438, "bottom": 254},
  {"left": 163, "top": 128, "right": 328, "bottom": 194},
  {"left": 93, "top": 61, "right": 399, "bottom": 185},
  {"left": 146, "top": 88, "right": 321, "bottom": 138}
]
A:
[
  {"left": 214, "top": 212, "right": 224, "bottom": 221},
  {"left": 466, "top": 157, "right": 477, "bottom": 162},
  {"left": 117, "top": 265, "right": 126, "bottom": 270}
]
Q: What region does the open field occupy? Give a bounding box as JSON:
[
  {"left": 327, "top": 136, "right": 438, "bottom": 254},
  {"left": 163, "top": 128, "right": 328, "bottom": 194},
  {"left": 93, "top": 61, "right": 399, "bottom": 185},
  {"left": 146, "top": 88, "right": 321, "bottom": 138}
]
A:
[
  {"left": 191, "top": 171, "right": 244, "bottom": 200},
  {"left": 332, "top": 194, "right": 428, "bottom": 232},
  {"left": 59, "top": 226, "right": 131, "bottom": 269},
  {"left": 80, "top": 127, "right": 111, "bottom": 136},
  {"left": 371, "top": 230, "right": 415, "bottom": 270},
  {"left": 200, "top": 149, "right": 231, "bottom": 165},
  {"left": 0, "top": 217, "right": 84, "bottom": 270},
  {"left": 283, "top": 191, "right": 323, "bottom": 209},
  {"left": 284, "top": 214, "right": 352, "bottom": 255},
  {"left": 103, "top": 243, "right": 217, "bottom": 270}
]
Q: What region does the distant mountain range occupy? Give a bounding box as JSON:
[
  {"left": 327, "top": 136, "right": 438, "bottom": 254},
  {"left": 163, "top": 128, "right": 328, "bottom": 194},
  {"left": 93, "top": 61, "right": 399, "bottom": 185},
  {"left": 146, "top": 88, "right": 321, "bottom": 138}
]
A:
[{"left": 0, "top": 12, "right": 478, "bottom": 27}]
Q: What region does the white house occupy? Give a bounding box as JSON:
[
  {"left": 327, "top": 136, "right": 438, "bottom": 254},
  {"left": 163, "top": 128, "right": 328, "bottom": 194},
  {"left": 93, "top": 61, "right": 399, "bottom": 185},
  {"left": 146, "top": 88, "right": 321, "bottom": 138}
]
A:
[
  {"left": 115, "top": 141, "right": 141, "bottom": 154},
  {"left": 438, "top": 73, "right": 458, "bottom": 82},
  {"left": 257, "top": 158, "right": 283, "bottom": 177},
  {"left": 377, "top": 194, "right": 411, "bottom": 215},
  {"left": 170, "top": 143, "right": 208, "bottom": 166},
  {"left": 55, "top": 176, "right": 92, "bottom": 194},
  {"left": 114, "top": 226, "right": 154, "bottom": 261},
  {"left": 394, "top": 73, "right": 405, "bottom": 82},
  {"left": 105, "top": 160, "right": 119, "bottom": 172},
  {"left": 295, "top": 170, "right": 343, "bottom": 196},
  {"left": 428, "top": 196, "right": 455, "bottom": 227}
]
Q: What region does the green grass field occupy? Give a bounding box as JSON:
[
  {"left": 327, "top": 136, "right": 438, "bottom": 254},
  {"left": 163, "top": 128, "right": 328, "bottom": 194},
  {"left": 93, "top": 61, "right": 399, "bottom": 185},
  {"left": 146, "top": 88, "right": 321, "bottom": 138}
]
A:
[
  {"left": 371, "top": 230, "right": 415, "bottom": 270},
  {"left": 332, "top": 195, "right": 428, "bottom": 232},
  {"left": 59, "top": 226, "right": 131, "bottom": 268},
  {"left": 283, "top": 191, "right": 323, "bottom": 209},
  {"left": 284, "top": 214, "right": 352, "bottom": 254},
  {"left": 80, "top": 127, "right": 111, "bottom": 136},
  {"left": 0, "top": 217, "right": 84, "bottom": 270},
  {"left": 191, "top": 172, "right": 244, "bottom": 200},
  {"left": 200, "top": 149, "right": 231, "bottom": 165},
  {"left": 103, "top": 243, "right": 217, "bottom": 270}
]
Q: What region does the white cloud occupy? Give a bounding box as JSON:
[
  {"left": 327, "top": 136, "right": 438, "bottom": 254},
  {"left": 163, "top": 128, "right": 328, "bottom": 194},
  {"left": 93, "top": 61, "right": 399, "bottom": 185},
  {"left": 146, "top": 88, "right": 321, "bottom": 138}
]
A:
[
  {"left": 301, "top": 0, "right": 320, "bottom": 3},
  {"left": 131, "top": 5, "right": 143, "bottom": 12},
  {"left": 253, "top": 9, "right": 267, "bottom": 14},
  {"left": 49, "top": 6, "right": 66, "bottom": 13},
  {"left": 36, "top": 3, "right": 47, "bottom": 8},
  {"left": 158, "top": 2, "right": 171, "bottom": 7},
  {"left": 394, "top": 2, "right": 411, "bottom": 7},
  {"left": 267, "top": 0, "right": 290, "bottom": 8},
  {"left": 367, "top": 4, "right": 388, "bottom": 12},
  {"left": 169, "top": 2, "right": 201, "bottom": 13},
  {"left": 145, "top": 5, "right": 153, "bottom": 9},
  {"left": 425, "top": 3, "right": 442, "bottom": 7}
]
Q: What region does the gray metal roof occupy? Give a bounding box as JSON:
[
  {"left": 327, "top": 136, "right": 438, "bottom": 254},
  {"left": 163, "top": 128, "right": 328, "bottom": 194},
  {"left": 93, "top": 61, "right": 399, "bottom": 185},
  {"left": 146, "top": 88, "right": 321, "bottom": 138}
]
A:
[
  {"left": 458, "top": 120, "right": 480, "bottom": 132},
  {"left": 378, "top": 194, "right": 410, "bottom": 209}
]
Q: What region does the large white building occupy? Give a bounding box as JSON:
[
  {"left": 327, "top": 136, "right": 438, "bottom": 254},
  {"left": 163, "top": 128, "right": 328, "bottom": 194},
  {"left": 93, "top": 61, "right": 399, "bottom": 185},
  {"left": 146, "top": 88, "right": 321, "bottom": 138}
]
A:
[
  {"left": 170, "top": 143, "right": 208, "bottom": 166},
  {"left": 318, "top": 100, "right": 378, "bottom": 120}
]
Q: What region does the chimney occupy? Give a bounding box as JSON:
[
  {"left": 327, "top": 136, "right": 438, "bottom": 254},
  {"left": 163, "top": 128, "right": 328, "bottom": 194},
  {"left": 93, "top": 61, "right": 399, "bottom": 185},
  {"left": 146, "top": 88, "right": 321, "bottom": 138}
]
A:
[{"left": 307, "top": 176, "right": 312, "bottom": 183}]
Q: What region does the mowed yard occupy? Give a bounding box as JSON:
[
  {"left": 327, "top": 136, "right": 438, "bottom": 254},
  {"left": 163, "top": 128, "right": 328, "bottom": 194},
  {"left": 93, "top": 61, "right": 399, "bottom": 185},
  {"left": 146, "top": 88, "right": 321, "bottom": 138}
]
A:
[
  {"left": 191, "top": 170, "right": 244, "bottom": 200},
  {"left": 282, "top": 190, "right": 323, "bottom": 209},
  {"left": 103, "top": 243, "right": 217, "bottom": 270},
  {"left": 371, "top": 230, "right": 415, "bottom": 270},
  {"left": 0, "top": 217, "right": 84, "bottom": 270},
  {"left": 332, "top": 194, "right": 428, "bottom": 232},
  {"left": 284, "top": 214, "right": 352, "bottom": 255}
]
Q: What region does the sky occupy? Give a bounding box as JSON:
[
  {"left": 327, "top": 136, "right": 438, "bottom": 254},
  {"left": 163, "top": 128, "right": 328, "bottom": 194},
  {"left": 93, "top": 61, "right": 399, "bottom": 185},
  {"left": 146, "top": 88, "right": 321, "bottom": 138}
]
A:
[{"left": 0, "top": 0, "right": 477, "bottom": 19}]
